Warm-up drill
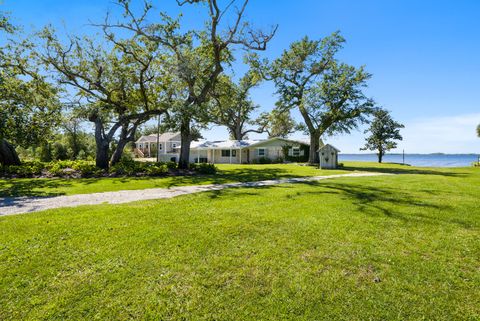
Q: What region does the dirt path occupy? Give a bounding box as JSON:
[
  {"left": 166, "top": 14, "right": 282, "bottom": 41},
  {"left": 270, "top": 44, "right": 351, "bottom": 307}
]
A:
[{"left": 0, "top": 172, "right": 390, "bottom": 216}]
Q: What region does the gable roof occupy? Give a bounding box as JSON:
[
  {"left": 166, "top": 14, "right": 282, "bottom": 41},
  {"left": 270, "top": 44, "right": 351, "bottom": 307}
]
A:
[
  {"left": 136, "top": 132, "right": 180, "bottom": 143},
  {"left": 190, "top": 139, "right": 256, "bottom": 150},
  {"left": 317, "top": 144, "right": 341, "bottom": 152}
]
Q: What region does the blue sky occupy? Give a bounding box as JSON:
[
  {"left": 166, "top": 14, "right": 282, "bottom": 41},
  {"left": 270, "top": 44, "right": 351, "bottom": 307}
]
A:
[{"left": 3, "top": 0, "right": 480, "bottom": 153}]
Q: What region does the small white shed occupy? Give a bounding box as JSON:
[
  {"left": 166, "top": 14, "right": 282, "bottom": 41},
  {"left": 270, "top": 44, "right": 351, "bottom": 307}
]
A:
[{"left": 318, "top": 144, "right": 340, "bottom": 169}]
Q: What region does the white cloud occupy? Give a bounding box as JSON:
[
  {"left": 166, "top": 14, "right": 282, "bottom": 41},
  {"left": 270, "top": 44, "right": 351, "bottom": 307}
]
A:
[
  {"left": 326, "top": 113, "right": 480, "bottom": 154},
  {"left": 400, "top": 113, "right": 480, "bottom": 153}
]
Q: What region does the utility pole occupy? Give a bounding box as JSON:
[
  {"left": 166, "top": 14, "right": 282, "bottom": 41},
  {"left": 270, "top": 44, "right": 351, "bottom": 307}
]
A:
[{"left": 156, "top": 114, "right": 161, "bottom": 163}]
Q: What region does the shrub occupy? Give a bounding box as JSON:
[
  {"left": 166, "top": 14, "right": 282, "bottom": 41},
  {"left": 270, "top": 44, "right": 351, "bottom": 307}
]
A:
[
  {"left": 71, "top": 161, "right": 102, "bottom": 177},
  {"left": 109, "top": 160, "right": 171, "bottom": 176},
  {"left": 51, "top": 142, "right": 69, "bottom": 161},
  {"left": 109, "top": 159, "right": 139, "bottom": 176},
  {"left": 257, "top": 157, "right": 272, "bottom": 164},
  {"left": 76, "top": 150, "right": 87, "bottom": 160},
  {"left": 1, "top": 161, "right": 45, "bottom": 177},
  {"left": 44, "top": 160, "right": 78, "bottom": 176},
  {"left": 191, "top": 163, "right": 217, "bottom": 174},
  {"left": 166, "top": 161, "right": 178, "bottom": 170},
  {"left": 38, "top": 144, "right": 53, "bottom": 162},
  {"left": 0, "top": 159, "right": 216, "bottom": 178},
  {"left": 144, "top": 163, "right": 168, "bottom": 176},
  {"left": 45, "top": 162, "right": 63, "bottom": 176}
]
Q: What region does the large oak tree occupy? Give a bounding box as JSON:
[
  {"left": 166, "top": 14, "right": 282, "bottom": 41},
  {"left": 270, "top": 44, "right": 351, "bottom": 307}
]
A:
[
  {"left": 38, "top": 26, "right": 172, "bottom": 168},
  {"left": 252, "top": 33, "right": 375, "bottom": 163},
  {"left": 301, "top": 62, "right": 375, "bottom": 162},
  {"left": 103, "top": 0, "right": 277, "bottom": 168}
]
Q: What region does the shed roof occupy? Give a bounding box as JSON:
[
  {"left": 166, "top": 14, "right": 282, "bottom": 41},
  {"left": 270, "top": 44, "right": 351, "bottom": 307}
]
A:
[{"left": 317, "top": 144, "right": 341, "bottom": 152}]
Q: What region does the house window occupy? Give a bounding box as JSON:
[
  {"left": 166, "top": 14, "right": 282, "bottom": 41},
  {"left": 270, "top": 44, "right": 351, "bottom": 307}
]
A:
[
  {"left": 159, "top": 144, "right": 162, "bottom": 150},
  {"left": 258, "top": 148, "right": 266, "bottom": 156},
  {"left": 232, "top": 150, "right": 237, "bottom": 157},
  {"left": 221, "top": 150, "right": 230, "bottom": 157},
  {"left": 292, "top": 147, "right": 300, "bottom": 157},
  {"left": 172, "top": 143, "right": 177, "bottom": 148}
]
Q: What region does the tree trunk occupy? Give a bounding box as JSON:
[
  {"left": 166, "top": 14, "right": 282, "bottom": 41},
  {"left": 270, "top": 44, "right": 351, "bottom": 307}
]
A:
[
  {"left": 298, "top": 103, "right": 320, "bottom": 164},
  {"left": 232, "top": 127, "right": 243, "bottom": 141},
  {"left": 0, "top": 139, "right": 21, "bottom": 166},
  {"left": 71, "top": 130, "right": 80, "bottom": 160},
  {"left": 92, "top": 119, "right": 111, "bottom": 170},
  {"left": 378, "top": 150, "right": 383, "bottom": 163},
  {"left": 110, "top": 122, "right": 138, "bottom": 166},
  {"left": 110, "top": 139, "right": 128, "bottom": 166},
  {"left": 110, "top": 123, "right": 129, "bottom": 166},
  {"left": 308, "top": 132, "right": 321, "bottom": 164},
  {"left": 178, "top": 117, "right": 191, "bottom": 169},
  {"left": 95, "top": 139, "right": 110, "bottom": 169}
]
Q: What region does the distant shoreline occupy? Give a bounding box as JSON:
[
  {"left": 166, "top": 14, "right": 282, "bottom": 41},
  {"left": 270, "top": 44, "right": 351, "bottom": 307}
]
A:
[
  {"left": 341, "top": 153, "right": 479, "bottom": 156},
  {"left": 339, "top": 153, "right": 479, "bottom": 167}
]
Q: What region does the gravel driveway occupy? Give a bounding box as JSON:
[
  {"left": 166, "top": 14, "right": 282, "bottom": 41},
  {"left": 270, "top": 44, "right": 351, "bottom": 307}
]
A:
[{"left": 0, "top": 172, "right": 389, "bottom": 216}]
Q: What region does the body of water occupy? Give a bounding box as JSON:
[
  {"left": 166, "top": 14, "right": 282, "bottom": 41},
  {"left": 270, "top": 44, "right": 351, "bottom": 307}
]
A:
[{"left": 339, "top": 153, "right": 480, "bottom": 167}]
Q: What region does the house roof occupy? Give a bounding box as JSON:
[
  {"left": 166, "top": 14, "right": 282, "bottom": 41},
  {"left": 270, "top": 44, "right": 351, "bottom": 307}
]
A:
[
  {"left": 260, "top": 137, "right": 310, "bottom": 147},
  {"left": 317, "top": 144, "right": 341, "bottom": 152},
  {"left": 189, "top": 137, "right": 310, "bottom": 150},
  {"left": 190, "top": 139, "right": 257, "bottom": 150},
  {"left": 135, "top": 132, "right": 180, "bottom": 143}
]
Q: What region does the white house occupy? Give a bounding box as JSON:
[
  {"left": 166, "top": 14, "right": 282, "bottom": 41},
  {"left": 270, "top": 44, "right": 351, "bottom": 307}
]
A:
[
  {"left": 135, "top": 132, "right": 181, "bottom": 161},
  {"left": 135, "top": 132, "right": 310, "bottom": 164},
  {"left": 188, "top": 137, "right": 309, "bottom": 164}
]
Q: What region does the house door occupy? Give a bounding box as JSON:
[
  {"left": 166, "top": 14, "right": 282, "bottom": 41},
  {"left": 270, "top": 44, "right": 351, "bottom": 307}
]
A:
[{"left": 246, "top": 149, "right": 250, "bottom": 163}]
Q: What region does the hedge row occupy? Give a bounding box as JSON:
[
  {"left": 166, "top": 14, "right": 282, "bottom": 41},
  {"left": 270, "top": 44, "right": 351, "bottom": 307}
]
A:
[{"left": 0, "top": 160, "right": 216, "bottom": 178}]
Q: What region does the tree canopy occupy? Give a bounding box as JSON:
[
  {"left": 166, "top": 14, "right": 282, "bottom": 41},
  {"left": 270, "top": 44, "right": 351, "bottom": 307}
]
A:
[
  {"left": 256, "top": 108, "right": 298, "bottom": 139},
  {"left": 210, "top": 71, "right": 263, "bottom": 140},
  {"left": 38, "top": 25, "right": 171, "bottom": 168},
  {"left": 0, "top": 13, "right": 62, "bottom": 165}
]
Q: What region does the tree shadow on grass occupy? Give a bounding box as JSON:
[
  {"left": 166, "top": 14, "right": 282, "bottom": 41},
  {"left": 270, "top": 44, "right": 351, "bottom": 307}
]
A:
[
  {"left": 201, "top": 179, "right": 473, "bottom": 229},
  {"left": 0, "top": 178, "right": 72, "bottom": 198},
  {"left": 0, "top": 179, "right": 72, "bottom": 212},
  {"left": 164, "top": 168, "right": 299, "bottom": 188},
  {"left": 301, "top": 180, "right": 475, "bottom": 229}
]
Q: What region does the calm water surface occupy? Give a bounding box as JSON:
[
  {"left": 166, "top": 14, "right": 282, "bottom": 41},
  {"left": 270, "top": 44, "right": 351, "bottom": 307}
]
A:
[{"left": 339, "top": 154, "right": 480, "bottom": 167}]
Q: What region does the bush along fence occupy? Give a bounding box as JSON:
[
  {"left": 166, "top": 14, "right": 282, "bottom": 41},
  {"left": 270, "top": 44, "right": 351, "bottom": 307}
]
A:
[{"left": 0, "top": 160, "right": 216, "bottom": 178}]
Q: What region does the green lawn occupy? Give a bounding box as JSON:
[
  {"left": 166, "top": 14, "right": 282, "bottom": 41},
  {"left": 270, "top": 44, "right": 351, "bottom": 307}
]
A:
[{"left": 1, "top": 163, "right": 479, "bottom": 320}]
